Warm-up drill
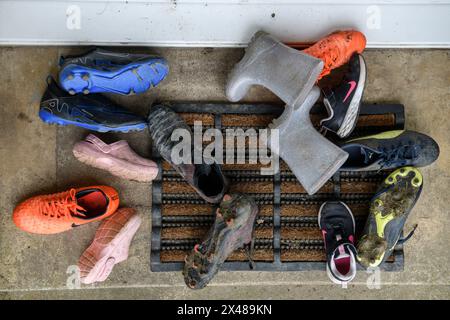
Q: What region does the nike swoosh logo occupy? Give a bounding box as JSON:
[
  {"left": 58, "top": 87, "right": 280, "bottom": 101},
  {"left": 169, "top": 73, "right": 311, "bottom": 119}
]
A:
[{"left": 343, "top": 80, "right": 357, "bottom": 103}]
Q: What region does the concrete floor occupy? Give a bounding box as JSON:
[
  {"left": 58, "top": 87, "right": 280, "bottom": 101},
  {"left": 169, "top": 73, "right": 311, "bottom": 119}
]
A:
[{"left": 0, "top": 47, "right": 449, "bottom": 300}]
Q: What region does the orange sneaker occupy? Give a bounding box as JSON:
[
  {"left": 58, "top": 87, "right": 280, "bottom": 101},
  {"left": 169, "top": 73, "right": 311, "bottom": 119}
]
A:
[
  {"left": 302, "top": 30, "right": 366, "bottom": 80},
  {"left": 13, "top": 186, "right": 119, "bottom": 234}
]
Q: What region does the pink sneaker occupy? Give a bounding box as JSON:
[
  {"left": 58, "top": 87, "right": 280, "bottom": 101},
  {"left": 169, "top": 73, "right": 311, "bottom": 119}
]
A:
[
  {"left": 78, "top": 207, "right": 142, "bottom": 284},
  {"left": 73, "top": 134, "right": 158, "bottom": 182}
]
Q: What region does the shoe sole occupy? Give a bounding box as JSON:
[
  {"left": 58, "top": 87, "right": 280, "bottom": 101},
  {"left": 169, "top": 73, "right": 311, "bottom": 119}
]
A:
[
  {"left": 336, "top": 54, "right": 366, "bottom": 138},
  {"left": 39, "top": 109, "right": 147, "bottom": 133},
  {"left": 374, "top": 167, "right": 423, "bottom": 238},
  {"left": 358, "top": 166, "right": 423, "bottom": 267},
  {"left": 73, "top": 144, "right": 158, "bottom": 182},
  {"left": 80, "top": 214, "right": 142, "bottom": 285},
  {"left": 59, "top": 58, "right": 168, "bottom": 95}
]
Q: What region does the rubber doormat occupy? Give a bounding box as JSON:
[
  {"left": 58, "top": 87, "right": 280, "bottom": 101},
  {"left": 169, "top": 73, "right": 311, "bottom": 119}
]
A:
[{"left": 150, "top": 102, "right": 405, "bottom": 272}]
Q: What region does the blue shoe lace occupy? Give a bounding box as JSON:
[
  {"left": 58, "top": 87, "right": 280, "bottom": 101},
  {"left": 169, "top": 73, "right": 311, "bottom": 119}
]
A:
[{"left": 377, "top": 143, "right": 420, "bottom": 169}]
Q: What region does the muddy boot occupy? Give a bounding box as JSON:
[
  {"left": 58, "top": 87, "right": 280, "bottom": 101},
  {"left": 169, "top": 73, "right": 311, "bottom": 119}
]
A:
[
  {"left": 268, "top": 87, "right": 349, "bottom": 195},
  {"left": 226, "top": 31, "right": 323, "bottom": 108},
  {"left": 147, "top": 105, "right": 228, "bottom": 204},
  {"left": 357, "top": 167, "right": 422, "bottom": 268},
  {"left": 183, "top": 194, "right": 259, "bottom": 289}
]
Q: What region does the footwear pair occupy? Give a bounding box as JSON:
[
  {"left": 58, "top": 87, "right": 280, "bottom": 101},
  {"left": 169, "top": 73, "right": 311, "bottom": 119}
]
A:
[
  {"left": 183, "top": 194, "right": 259, "bottom": 289},
  {"left": 39, "top": 48, "right": 169, "bottom": 132},
  {"left": 73, "top": 134, "right": 158, "bottom": 182},
  {"left": 147, "top": 106, "right": 257, "bottom": 289},
  {"left": 320, "top": 167, "right": 423, "bottom": 284}
]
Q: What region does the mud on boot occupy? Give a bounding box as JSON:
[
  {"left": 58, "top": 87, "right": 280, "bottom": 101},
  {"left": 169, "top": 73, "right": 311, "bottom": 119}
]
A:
[{"left": 183, "top": 194, "right": 259, "bottom": 289}]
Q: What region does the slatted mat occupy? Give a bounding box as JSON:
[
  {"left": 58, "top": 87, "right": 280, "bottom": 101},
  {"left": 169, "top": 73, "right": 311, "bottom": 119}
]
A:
[{"left": 150, "top": 102, "right": 405, "bottom": 272}]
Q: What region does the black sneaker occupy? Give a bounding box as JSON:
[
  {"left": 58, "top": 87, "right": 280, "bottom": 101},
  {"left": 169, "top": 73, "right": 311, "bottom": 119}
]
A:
[
  {"left": 357, "top": 167, "right": 422, "bottom": 268},
  {"left": 320, "top": 53, "right": 366, "bottom": 138},
  {"left": 340, "top": 130, "right": 440, "bottom": 171},
  {"left": 318, "top": 201, "right": 357, "bottom": 285},
  {"left": 39, "top": 77, "right": 147, "bottom": 133},
  {"left": 59, "top": 48, "right": 168, "bottom": 95},
  {"left": 147, "top": 104, "right": 228, "bottom": 203},
  {"left": 183, "top": 194, "right": 259, "bottom": 289}
]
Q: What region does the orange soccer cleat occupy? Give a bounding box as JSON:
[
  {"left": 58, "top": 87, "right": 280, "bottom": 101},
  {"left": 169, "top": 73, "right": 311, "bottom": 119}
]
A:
[
  {"left": 302, "top": 30, "right": 366, "bottom": 80},
  {"left": 13, "top": 186, "right": 119, "bottom": 235}
]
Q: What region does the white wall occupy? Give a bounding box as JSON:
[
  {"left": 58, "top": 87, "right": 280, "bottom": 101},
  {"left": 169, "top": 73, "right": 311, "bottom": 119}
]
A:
[{"left": 1, "top": 0, "right": 449, "bottom": 47}]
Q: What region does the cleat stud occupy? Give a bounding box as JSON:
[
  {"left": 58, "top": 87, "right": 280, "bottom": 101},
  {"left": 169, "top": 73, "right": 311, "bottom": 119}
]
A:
[
  {"left": 82, "top": 74, "right": 89, "bottom": 81},
  {"left": 68, "top": 89, "right": 76, "bottom": 95},
  {"left": 83, "top": 89, "right": 90, "bottom": 95},
  {"left": 67, "top": 74, "right": 74, "bottom": 80}
]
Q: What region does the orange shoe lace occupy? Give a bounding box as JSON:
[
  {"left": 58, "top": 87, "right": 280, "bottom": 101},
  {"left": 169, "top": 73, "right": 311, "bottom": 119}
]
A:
[{"left": 39, "top": 189, "right": 86, "bottom": 220}]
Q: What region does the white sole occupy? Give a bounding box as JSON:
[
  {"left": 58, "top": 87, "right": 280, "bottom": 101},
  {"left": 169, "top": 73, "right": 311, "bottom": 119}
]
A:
[{"left": 337, "top": 55, "right": 367, "bottom": 138}]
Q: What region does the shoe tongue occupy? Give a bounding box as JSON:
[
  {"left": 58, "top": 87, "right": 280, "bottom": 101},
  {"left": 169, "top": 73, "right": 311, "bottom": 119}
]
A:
[{"left": 334, "top": 244, "right": 351, "bottom": 260}]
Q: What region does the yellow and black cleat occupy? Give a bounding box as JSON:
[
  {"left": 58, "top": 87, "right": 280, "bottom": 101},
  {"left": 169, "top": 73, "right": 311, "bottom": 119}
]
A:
[{"left": 357, "top": 167, "right": 423, "bottom": 268}]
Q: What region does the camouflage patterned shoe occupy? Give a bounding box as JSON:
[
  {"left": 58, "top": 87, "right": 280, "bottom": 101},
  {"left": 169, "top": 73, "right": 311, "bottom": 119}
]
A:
[
  {"left": 357, "top": 167, "right": 422, "bottom": 268},
  {"left": 183, "top": 194, "right": 259, "bottom": 289},
  {"left": 147, "top": 104, "right": 228, "bottom": 204}
]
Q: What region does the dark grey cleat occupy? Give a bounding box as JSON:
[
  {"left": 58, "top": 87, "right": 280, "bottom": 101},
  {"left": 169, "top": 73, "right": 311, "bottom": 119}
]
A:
[
  {"left": 340, "top": 130, "right": 440, "bottom": 171},
  {"left": 147, "top": 104, "right": 228, "bottom": 203},
  {"left": 183, "top": 194, "right": 259, "bottom": 289}
]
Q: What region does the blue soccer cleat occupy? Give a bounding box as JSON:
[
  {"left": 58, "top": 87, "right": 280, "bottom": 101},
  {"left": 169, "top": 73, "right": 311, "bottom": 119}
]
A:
[
  {"left": 39, "top": 77, "right": 147, "bottom": 133},
  {"left": 58, "top": 48, "right": 168, "bottom": 95}
]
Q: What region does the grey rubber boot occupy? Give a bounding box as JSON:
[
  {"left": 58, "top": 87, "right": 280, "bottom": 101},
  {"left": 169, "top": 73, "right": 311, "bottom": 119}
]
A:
[
  {"left": 226, "top": 31, "right": 323, "bottom": 108},
  {"left": 268, "top": 87, "right": 349, "bottom": 195}
]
